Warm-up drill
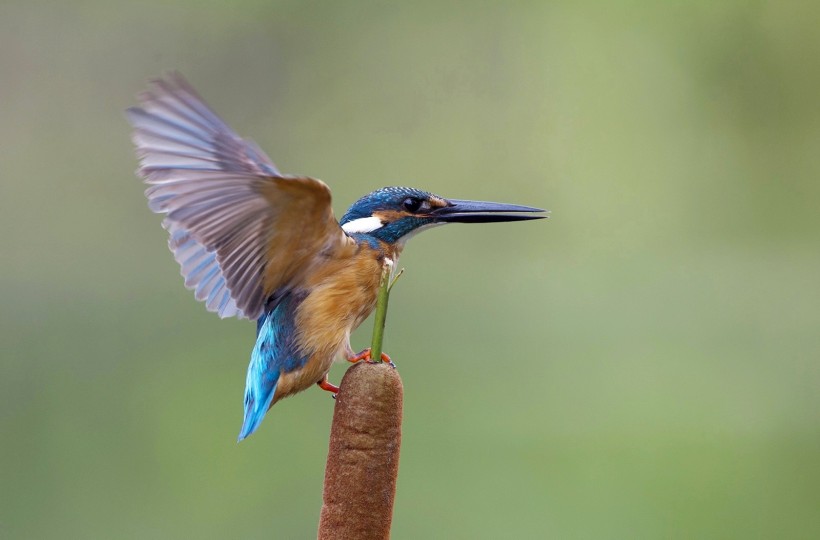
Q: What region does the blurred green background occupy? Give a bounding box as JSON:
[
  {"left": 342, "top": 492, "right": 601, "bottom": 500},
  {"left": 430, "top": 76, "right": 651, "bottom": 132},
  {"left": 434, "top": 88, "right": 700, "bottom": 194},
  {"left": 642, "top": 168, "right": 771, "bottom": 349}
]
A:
[{"left": 2, "top": 1, "right": 819, "bottom": 538}]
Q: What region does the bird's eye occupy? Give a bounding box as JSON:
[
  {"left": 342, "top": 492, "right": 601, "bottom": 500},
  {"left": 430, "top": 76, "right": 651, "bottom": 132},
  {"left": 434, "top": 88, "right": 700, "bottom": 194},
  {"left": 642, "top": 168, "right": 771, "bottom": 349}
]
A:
[{"left": 403, "top": 197, "right": 423, "bottom": 213}]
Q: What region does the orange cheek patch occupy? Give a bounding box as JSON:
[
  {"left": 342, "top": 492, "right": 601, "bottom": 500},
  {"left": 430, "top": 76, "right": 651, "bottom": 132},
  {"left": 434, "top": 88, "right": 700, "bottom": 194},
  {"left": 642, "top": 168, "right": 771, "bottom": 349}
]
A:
[
  {"left": 428, "top": 196, "right": 448, "bottom": 209},
  {"left": 373, "top": 210, "right": 407, "bottom": 222}
]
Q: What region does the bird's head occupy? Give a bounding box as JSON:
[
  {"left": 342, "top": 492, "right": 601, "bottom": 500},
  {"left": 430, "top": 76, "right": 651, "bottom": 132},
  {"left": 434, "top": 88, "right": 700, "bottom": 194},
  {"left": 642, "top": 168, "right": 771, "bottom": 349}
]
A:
[{"left": 340, "top": 187, "right": 546, "bottom": 245}]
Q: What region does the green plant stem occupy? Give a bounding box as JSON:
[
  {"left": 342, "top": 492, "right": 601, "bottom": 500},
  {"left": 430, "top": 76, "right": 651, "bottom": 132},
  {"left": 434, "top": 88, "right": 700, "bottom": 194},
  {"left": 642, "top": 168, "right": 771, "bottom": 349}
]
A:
[{"left": 369, "top": 262, "right": 393, "bottom": 363}]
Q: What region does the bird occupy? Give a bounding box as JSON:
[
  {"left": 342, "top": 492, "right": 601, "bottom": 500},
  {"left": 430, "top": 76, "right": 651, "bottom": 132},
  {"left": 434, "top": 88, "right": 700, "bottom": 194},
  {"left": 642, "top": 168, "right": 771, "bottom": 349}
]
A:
[{"left": 127, "top": 73, "right": 546, "bottom": 440}]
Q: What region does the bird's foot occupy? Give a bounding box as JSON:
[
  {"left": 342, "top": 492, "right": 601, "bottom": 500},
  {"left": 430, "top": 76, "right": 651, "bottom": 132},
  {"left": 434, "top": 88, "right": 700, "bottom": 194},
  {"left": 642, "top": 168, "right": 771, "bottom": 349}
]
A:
[
  {"left": 347, "top": 347, "right": 393, "bottom": 366},
  {"left": 316, "top": 375, "right": 339, "bottom": 396}
]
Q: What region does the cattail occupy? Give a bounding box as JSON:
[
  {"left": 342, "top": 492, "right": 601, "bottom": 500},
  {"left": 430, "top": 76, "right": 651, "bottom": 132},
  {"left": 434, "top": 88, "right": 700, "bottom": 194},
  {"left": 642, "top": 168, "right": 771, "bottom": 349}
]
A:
[{"left": 318, "top": 362, "right": 403, "bottom": 539}]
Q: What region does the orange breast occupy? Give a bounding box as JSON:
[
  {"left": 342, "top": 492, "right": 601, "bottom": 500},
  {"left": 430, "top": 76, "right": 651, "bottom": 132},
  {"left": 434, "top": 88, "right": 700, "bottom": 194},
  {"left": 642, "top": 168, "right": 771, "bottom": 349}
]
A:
[
  {"left": 296, "top": 243, "right": 389, "bottom": 356},
  {"left": 271, "top": 241, "right": 399, "bottom": 401}
]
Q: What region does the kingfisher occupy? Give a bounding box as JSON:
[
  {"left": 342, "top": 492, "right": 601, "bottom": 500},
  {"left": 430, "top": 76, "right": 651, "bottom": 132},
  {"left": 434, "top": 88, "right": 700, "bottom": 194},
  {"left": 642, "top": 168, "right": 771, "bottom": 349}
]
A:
[{"left": 127, "top": 73, "right": 545, "bottom": 441}]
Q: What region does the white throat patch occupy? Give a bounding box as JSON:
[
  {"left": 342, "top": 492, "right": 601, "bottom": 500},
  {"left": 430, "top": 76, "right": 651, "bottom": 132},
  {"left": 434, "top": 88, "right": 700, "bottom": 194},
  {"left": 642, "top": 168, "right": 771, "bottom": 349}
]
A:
[{"left": 341, "top": 216, "right": 384, "bottom": 234}]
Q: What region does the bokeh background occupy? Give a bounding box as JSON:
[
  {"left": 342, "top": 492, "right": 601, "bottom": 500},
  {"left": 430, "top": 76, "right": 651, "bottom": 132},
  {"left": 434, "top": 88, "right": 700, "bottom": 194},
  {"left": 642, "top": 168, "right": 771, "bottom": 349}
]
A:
[{"left": 2, "top": 1, "right": 819, "bottom": 538}]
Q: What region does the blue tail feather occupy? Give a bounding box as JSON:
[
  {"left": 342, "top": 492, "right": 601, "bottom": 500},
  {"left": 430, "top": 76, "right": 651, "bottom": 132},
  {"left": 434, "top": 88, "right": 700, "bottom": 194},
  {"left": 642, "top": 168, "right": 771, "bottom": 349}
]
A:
[
  {"left": 238, "top": 311, "right": 281, "bottom": 441},
  {"left": 238, "top": 292, "right": 309, "bottom": 441},
  {"left": 237, "top": 370, "right": 278, "bottom": 441}
]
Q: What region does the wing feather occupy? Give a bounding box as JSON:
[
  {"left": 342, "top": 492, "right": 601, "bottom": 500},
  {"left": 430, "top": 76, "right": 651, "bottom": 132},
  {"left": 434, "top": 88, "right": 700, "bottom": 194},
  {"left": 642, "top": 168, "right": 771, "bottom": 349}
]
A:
[
  {"left": 166, "top": 223, "right": 243, "bottom": 318},
  {"left": 128, "top": 72, "right": 352, "bottom": 320}
]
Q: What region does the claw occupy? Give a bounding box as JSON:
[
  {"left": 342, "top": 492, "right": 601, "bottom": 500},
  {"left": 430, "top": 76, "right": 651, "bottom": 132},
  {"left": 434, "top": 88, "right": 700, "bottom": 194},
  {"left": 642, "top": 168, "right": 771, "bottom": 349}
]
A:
[
  {"left": 347, "top": 348, "right": 371, "bottom": 363},
  {"left": 317, "top": 375, "right": 339, "bottom": 395},
  {"left": 347, "top": 348, "right": 392, "bottom": 364}
]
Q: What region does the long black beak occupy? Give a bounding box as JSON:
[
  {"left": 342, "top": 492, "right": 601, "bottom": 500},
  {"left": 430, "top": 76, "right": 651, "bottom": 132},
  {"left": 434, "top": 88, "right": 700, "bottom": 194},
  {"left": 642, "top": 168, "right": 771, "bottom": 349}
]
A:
[{"left": 432, "top": 199, "right": 547, "bottom": 223}]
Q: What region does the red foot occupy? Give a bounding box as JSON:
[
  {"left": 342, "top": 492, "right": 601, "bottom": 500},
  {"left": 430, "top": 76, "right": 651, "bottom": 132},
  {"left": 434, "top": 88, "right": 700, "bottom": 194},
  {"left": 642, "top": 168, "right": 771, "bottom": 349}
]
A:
[
  {"left": 316, "top": 375, "right": 339, "bottom": 394},
  {"left": 346, "top": 348, "right": 391, "bottom": 364}
]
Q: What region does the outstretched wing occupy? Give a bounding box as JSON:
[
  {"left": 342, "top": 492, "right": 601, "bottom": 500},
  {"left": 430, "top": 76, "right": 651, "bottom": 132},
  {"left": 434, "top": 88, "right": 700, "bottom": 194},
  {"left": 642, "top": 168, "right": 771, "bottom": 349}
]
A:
[{"left": 127, "top": 72, "right": 352, "bottom": 320}]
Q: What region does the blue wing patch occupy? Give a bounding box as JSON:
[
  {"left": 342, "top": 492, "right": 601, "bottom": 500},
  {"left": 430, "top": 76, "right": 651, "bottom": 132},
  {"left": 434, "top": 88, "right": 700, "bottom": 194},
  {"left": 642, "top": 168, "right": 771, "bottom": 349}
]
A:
[{"left": 238, "top": 291, "right": 309, "bottom": 441}]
